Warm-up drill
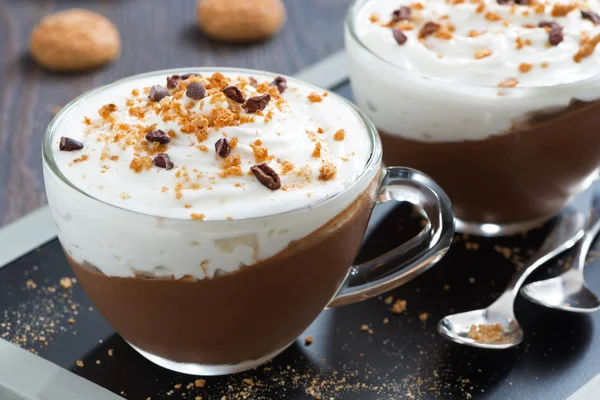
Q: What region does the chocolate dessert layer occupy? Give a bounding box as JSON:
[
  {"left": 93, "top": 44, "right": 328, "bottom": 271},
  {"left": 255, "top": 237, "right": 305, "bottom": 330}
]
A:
[
  {"left": 379, "top": 100, "right": 600, "bottom": 225},
  {"left": 67, "top": 175, "right": 379, "bottom": 366}
]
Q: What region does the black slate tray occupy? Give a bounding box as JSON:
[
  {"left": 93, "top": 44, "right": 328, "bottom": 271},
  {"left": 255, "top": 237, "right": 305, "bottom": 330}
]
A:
[{"left": 1, "top": 83, "right": 600, "bottom": 400}]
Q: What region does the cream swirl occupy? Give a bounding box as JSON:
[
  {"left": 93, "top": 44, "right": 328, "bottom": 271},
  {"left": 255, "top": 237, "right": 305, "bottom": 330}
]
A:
[
  {"left": 50, "top": 71, "right": 372, "bottom": 220},
  {"left": 355, "top": 0, "right": 600, "bottom": 86}
]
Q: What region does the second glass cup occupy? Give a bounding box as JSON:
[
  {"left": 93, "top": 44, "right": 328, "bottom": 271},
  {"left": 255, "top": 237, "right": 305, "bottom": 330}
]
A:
[{"left": 345, "top": 0, "right": 600, "bottom": 236}]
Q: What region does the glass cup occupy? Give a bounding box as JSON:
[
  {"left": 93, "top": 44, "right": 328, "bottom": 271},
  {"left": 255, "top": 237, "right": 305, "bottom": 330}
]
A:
[
  {"left": 345, "top": 0, "right": 600, "bottom": 236},
  {"left": 42, "top": 68, "right": 454, "bottom": 375}
]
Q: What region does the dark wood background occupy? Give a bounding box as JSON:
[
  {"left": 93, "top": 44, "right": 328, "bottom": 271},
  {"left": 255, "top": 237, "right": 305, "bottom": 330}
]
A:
[{"left": 0, "top": 0, "right": 351, "bottom": 227}]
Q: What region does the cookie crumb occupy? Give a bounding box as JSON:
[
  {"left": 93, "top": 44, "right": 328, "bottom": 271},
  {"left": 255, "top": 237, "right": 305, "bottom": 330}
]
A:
[
  {"left": 195, "top": 379, "right": 206, "bottom": 388},
  {"left": 76, "top": 360, "right": 84, "bottom": 367},
  {"left": 391, "top": 299, "right": 407, "bottom": 314},
  {"left": 418, "top": 312, "right": 429, "bottom": 322},
  {"left": 59, "top": 277, "right": 73, "bottom": 289},
  {"left": 307, "top": 92, "right": 323, "bottom": 103},
  {"left": 304, "top": 335, "right": 314, "bottom": 345},
  {"left": 333, "top": 129, "right": 346, "bottom": 141}
]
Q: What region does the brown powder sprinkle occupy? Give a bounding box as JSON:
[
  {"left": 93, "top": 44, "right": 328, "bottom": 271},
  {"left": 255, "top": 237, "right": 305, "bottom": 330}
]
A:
[
  {"left": 551, "top": 3, "right": 577, "bottom": 17},
  {"left": 435, "top": 28, "right": 453, "bottom": 40},
  {"left": 485, "top": 11, "right": 502, "bottom": 21},
  {"left": 71, "top": 155, "right": 89, "bottom": 164},
  {"left": 369, "top": 13, "right": 380, "bottom": 23},
  {"left": 498, "top": 78, "right": 519, "bottom": 87},
  {"left": 250, "top": 140, "right": 273, "bottom": 163},
  {"left": 220, "top": 154, "right": 244, "bottom": 178},
  {"left": 384, "top": 296, "right": 394, "bottom": 305},
  {"left": 129, "top": 156, "right": 153, "bottom": 173},
  {"left": 318, "top": 162, "right": 337, "bottom": 181},
  {"left": 195, "top": 379, "right": 206, "bottom": 388},
  {"left": 190, "top": 213, "right": 206, "bottom": 221},
  {"left": 541, "top": 61, "right": 549, "bottom": 68},
  {"left": 474, "top": 48, "right": 492, "bottom": 59},
  {"left": 307, "top": 92, "right": 323, "bottom": 103},
  {"left": 312, "top": 142, "right": 323, "bottom": 158},
  {"left": 59, "top": 277, "right": 73, "bottom": 289},
  {"left": 574, "top": 33, "right": 600, "bottom": 62},
  {"left": 468, "top": 30, "right": 485, "bottom": 37},
  {"left": 317, "top": 127, "right": 324, "bottom": 133},
  {"left": 333, "top": 129, "right": 346, "bottom": 141},
  {"left": 98, "top": 103, "right": 117, "bottom": 120},
  {"left": 391, "top": 299, "right": 407, "bottom": 314},
  {"left": 519, "top": 62, "right": 533, "bottom": 73},
  {"left": 395, "top": 20, "right": 415, "bottom": 30},
  {"left": 280, "top": 160, "right": 294, "bottom": 175},
  {"left": 467, "top": 324, "right": 510, "bottom": 344}
]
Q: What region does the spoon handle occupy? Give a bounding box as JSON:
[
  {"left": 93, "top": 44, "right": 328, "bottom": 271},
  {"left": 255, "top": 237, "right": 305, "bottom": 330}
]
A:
[{"left": 575, "top": 211, "right": 600, "bottom": 273}]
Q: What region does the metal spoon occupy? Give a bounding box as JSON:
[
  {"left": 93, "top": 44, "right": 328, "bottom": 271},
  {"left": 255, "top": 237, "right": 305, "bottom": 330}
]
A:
[
  {"left": 520, "top": 207, "right": 600, "bottom": 313},
  {"left": 437, "top": 208, "right": 585, "bottom": 349}
]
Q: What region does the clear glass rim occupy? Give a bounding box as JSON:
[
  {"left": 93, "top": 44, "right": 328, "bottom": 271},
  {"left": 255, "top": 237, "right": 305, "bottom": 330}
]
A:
[
  {"left": 42, "top": 67, "right": 382, "bottom": 224},
  {"left": 345, "top": 0, "right": 600, "bottom": 90}
]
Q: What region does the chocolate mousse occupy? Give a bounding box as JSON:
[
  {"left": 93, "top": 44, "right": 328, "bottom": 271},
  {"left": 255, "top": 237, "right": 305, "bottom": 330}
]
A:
[
  {"left": 43, "top": 69, "right": 379, "bottom": 373},
  {"left": 68, "top": 175, "right": 378, "bottom": 365},
  {"left": 379, "top": 100, "right": 600, "bottom": 225},
  {"left": 347, "top": 0, "right": 600, "bottom": 233}
]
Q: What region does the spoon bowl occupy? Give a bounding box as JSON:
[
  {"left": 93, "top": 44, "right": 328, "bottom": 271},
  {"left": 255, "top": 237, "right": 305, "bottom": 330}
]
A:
[
  {"left": 520, "top": 208, "right": 600, "bottom": 313},
  {"left": 438, "top": 307, "right": 523, "bottom": 349},
  {"left": 521, "top": 270, "right": 600, "bottom": 313},
  {"left": 438, "top": 209, "right": 585, "bottom": 349}
]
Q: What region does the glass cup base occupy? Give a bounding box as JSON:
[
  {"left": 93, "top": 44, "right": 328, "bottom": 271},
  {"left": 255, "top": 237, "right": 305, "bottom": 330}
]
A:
[
  {"left": 128, "top": 342, "right": 288, "bottom": 376},
  {"left": 454, "top": 215, "right": 550, "bottom": 237}
]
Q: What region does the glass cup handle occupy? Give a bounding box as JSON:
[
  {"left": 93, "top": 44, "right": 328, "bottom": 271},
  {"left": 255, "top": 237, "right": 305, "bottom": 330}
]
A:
[{"left": 328, "top": 167, "right": 455, "bottom": 308}]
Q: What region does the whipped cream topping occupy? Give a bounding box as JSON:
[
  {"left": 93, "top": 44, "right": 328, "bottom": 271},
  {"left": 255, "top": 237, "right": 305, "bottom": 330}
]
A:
[
  {"left": 355, "top": 0, "right": 600, "bottom": 86},
  {"left": 50, "top": 71, "right": 371, "bottom": 220},
  {"left": 346, "top": 0, "right": 600, "bottom": 141},
  {"left": 44, "top": 70, "right": 378, "bottom": 279}
]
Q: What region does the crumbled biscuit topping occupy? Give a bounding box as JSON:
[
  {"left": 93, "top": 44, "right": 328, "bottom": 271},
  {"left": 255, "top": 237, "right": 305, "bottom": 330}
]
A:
[{"left": 57, "top": 72, "right": 362, "bottom": 221}]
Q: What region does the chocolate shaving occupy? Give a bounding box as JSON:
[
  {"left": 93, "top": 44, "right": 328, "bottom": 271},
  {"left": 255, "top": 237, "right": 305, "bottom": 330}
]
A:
[
  {"left": 186, "top": 82, "right": 207, "bottom": 100},
  {"left": 515, "top": 0, "right": 529, "bottom": 5},
  {"left": 497, "top": 0, "right": 515, "bottom": 4},
  {"left": 419, "top": 21, "right": 441, "bottom": 39},
  {"left": 145, "top": 129, "right": 171, "bottom": 144},
  {"left": 248, "top": 76, "right": 258, "bottom": 87},
  {"left": 392, "top": 6, "right": 411, "bottom": 21},
  {"left": 148, "top": 85, "right": 168, "bottom": 102},
  {"left": 166, "top": 75, "right": 181, "bottom": 89},
  {"left": 270, "top": 76, "right": 287, "bottom": 93},
  {"left": 180, "top": 73, "right": 197, "bottom": 80},
  {"left": 251, "top": 163, "right": 281, "bottom": 190},
  {"left": 243, "top": 94, "right": 271, "bottom": 113},
  {"left": 539, "top": 21, "right": 563, "bottom": 45},
  {"left": 215, "top": 138, "right": 230, "bottom": 158},
  {"left": 223, "top": 86, "right": 245, "bottom": 103},
  {"left": 392, "top": 28, "right": 408, "bottom": 45},
  {"left": 153, "top": 153, "right": 174, "bottom": 170},
  {"left": 581, "top": 10, "right": 600, "bottom": 25},
  {"left": 59, "top": 137, "right": 83, "bottom": 151}
]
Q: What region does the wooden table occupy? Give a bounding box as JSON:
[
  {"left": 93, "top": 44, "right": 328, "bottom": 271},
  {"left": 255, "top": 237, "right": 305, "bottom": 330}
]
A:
[{"left": 0, "top": 0, "right": 351, "bottom": 226}]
